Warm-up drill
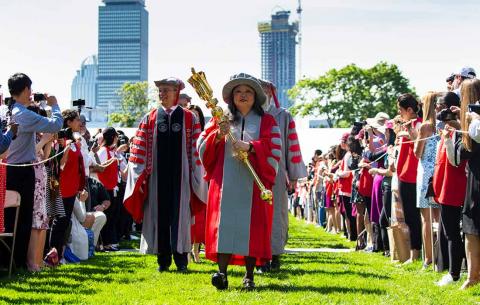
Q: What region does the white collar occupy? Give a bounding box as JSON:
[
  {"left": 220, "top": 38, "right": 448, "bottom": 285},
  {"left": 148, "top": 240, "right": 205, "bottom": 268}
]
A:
[{"left": 161, "top": 105, "right": 178, "bottom": 115}]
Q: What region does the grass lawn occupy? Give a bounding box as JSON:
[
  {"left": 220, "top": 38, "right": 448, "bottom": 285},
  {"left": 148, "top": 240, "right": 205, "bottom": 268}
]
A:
[{"left": 1, "top": 216, "right": 480, "bottom": 304}]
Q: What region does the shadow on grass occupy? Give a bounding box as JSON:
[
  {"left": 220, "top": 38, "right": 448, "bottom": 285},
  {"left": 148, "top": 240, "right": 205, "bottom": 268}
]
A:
[
  {"left": 264, "top": 268, "right": 391, "bottom": 280},
  {"left": 0, "top": 295, "right": 54, "bottom": 305},
  {"left": 281, "top": 255, "right": 367, "bottom": 267},
  {"left": 243, "top": 284, "right": 386, "bottom": 295},
  {"left": 0, "top": 253, "right": 148, "bottom": 304},
  {"left": 287, "top": 237, "right": 352, "bottom": 249}
]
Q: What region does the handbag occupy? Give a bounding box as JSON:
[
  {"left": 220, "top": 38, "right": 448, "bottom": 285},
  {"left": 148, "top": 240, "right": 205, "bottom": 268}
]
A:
[
  {"left": 387, "top": 223, "right": 411, "bottom": 263},
  {"left": 355, "top": 229, "right": 367, "bottom": 251},
  {"left": 425, "top": 176, "right": 435, "bottom": 198}
]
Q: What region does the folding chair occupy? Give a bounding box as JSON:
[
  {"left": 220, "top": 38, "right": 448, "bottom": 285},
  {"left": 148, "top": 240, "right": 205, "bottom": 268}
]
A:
[{"left": 0, "top": 190, "right": 21, "bottom": 277}]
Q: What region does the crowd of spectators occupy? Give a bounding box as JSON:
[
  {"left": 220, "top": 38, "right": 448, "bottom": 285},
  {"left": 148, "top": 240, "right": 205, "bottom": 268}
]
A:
[{"left": 290, "top": 66, "right": 480, "bottom": 290}]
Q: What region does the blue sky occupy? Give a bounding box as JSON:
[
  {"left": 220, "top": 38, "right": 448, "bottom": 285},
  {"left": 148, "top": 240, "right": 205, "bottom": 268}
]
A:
[{"left": 0, "top": 0, "right": 478, "bottom": 110}]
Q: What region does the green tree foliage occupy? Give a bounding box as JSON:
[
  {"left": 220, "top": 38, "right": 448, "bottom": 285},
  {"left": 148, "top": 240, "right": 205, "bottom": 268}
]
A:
[
  {"left": 289, "top": 62, "right": 416, "bottom": 127},
  {"left": 108, "top": 81, "right": 152, "bottom": 127}
]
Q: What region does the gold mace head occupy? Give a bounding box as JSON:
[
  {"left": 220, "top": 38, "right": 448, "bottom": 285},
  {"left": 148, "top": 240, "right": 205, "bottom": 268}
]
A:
[
  {"left": 261, "top": 189, "right": 273, "bottom": 204},
  {"left": 188, "top": 68, "right": 213, "bottom": 101}
]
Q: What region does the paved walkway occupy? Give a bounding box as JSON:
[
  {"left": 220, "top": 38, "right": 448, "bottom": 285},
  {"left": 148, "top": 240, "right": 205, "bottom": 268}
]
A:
[
  {"left": 117, "top": 248, "right": 355, "bottom": 254},
  {"left": 284, "top": 247, "right": 354, "bottom": 253}
]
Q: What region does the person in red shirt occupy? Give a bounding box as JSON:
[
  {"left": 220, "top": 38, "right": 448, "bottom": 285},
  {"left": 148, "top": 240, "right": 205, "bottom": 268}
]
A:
[
  {"left": 336, "top": 133, "right": 357, "bottom": 241},
  {"left": 396, "top": 93, "right": 422, "bottom": 262},
  {"left": 49, "top": 109, "right": 86, "bottom": 260},
  {"left": 97, "top": 127, "right": 128, "bottom": 251}
]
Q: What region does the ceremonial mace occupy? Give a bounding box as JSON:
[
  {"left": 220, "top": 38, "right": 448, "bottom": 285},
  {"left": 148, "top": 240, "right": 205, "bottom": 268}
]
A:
[{"left": 188, "top": 68, "right": 273, "bottom": 204}]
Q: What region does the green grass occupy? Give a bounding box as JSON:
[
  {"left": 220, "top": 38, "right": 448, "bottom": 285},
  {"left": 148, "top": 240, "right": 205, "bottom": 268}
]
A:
[{"left": 1, "top": 216, "right": 479, "bottom": 304}]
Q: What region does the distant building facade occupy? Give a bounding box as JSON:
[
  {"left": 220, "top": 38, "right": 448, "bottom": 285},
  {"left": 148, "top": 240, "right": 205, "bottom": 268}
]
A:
[
  {"left": 258, "top": 10, "right": 298, "bottom": 108},
  {"left": 97, "top": 0, "right": 148, "bottom": 117},
  {"left": 71, "top": 55, "right": 98, "bottom": 121}
]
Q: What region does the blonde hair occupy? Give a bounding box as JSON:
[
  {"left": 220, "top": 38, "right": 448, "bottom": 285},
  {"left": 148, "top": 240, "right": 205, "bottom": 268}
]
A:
[
  {"left": 460, "top": 79, "right": 480, "bottom": 151},
  {"left": 422, "top": 91, "right": 438, "bottom": 127}
]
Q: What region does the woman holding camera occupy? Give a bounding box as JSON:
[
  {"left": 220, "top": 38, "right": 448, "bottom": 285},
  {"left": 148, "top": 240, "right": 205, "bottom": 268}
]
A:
[
  {"left": 445, "top": 78, "right": 480, "bottom": 289},
  {"left": 97, "top": 127, "right": 128, "bottom": 251},
  {"left": 49, "top": 109, "right": 86, "bottom": 261}
]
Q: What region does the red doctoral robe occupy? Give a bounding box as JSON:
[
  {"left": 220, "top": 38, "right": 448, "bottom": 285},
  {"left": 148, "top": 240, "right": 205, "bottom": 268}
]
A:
[{"left": 198, "top": 112, "right": 281, "bottom": 266}]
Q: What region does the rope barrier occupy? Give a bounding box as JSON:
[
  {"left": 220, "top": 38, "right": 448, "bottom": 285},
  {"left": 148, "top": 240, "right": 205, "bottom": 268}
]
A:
[
  {"left": 0, "top": 147, "right": 68, "bottom": 167},
  {"left": 0, "top": 147, "right": 121, "bottom": 168}
]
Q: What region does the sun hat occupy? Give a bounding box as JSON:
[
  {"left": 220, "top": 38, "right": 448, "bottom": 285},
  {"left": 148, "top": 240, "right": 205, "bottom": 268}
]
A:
[
  {"left": 222, "top": 73, "right": 267, "bottom": 105},
  {"left": 456, "top": 67, "right": 476, "bottom": 79}
]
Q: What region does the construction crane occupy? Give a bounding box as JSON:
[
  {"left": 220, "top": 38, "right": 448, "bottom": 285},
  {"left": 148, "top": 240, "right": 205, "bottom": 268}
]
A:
[{"left": 297, "top": 0, "right": 303, "bottom": 80}]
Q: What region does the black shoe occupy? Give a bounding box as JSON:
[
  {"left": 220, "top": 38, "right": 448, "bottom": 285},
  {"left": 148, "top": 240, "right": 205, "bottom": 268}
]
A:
[
  {"left": 177, "top": 265, "right": 188, "bottom": 273},
  {"left": 256, "top": 261, "right": 271, "bottom": 274},
  {"left": 242, "top": 277, "right": 256, "bottom": 291},
  {"left": 103, "top": 245, "right": 119, "bottom": 252},
  {"left": 271, "top": 255, "right": 280, "bottom": 271},
  {"left": 211, "top": 272, "right": 228, "bottom": 290},
  {"left": 158, "top": 265, "right": 169, "bottom": 272}
]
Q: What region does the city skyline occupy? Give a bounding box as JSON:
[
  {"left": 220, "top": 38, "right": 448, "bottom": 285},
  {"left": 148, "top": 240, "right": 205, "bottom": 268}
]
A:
[{"left": 0, "top": 0, "right": 479, "bottom": 112}]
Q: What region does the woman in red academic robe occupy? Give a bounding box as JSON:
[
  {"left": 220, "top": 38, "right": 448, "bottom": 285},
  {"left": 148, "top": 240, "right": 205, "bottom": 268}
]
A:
[{"left": 197, "top": 73, "right": 281, "bottom": 290}]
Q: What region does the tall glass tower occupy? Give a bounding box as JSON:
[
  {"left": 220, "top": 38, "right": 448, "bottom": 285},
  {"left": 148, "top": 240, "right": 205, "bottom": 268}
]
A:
[
  {"left": 97, "top": 0, "right": 148, "bottom": 114},
  {"left": 258, "top": 10, "right": 298, "bottom": 108},
  {"left": 71, "top": 55, "right": 98, "bottom": 121}
]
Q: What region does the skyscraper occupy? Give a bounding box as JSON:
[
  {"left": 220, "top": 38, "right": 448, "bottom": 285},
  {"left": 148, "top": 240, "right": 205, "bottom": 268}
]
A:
[
  {"left": 71, "top": 55, "right": 98, "bottom": 121},
  {"left": 97, "top": 0, "right": 148, "bottom": 115},
  {"left": 258, "top": 10, "right": 298, "bottom": 108}
]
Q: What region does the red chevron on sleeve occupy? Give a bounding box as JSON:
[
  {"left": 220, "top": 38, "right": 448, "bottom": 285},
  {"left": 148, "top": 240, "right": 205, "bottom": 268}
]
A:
[
  {"left": 129, "top": 156, "right": 145, "bottom": 164},
  {"left": 132, "top": 139, "right": 146, "bottom": 147},
  {"left": 288, "top": 133, "right": 298, "bottom": 141},
  {"left": 289, "top": 144, "right": 301, "bottom": 152},
  {"left": 136, "top": 130, "right": 147, "bottom": 139},
  {"left": 288, "top": 120, "right": 296, "bottom": 129},
  {"left": 291, "top": 155, "right": 302, "bottom": 164},
  {"left": 131, "top": 148, "right": 146, "bottom": 156}
]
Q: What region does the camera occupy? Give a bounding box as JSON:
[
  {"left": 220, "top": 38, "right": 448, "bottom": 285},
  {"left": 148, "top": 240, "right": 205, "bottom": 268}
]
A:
[
  {"left": 446, "top": 74, "right": 455, "bottom": 83},
  {"left": 118, "top": 135, "right": 129, "bottom": 146},
  {"left": 436, "top": 109, "right": 457, "bottom": 122},
  {"left": 72, "top": 99, "right": 85, "bottom": 107},
  {"left": 4, "top": 97, "right": 13, "bottom": 106},
  {"left": 33, "top": 93, "right": 46, "bottom": 102},
  {"left": 351, "top": 121, "right": 366, "bottom": 136},
  {"left": 58, "top": 128, "right": 74, "bottom": 140},
  {"left": 468, "top": 104, "right": 480, "bottom": 115}
]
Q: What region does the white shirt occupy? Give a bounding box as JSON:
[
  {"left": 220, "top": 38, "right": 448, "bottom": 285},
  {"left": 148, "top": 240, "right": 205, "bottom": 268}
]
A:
[
  {"left": 162, "top": 105, "right": 178, "bottom": 115},
  {"left": 79, "top": 136, "right": 96, "bottom": 177}
]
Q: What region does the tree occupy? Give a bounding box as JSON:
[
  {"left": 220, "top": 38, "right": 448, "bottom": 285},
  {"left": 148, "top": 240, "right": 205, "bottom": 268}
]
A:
[
  {"left": 108, "top": 81, "right": 153, "bottom": 127},
  {"left": 288, "top": 62, "right": 416, "bottom": 127}
]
